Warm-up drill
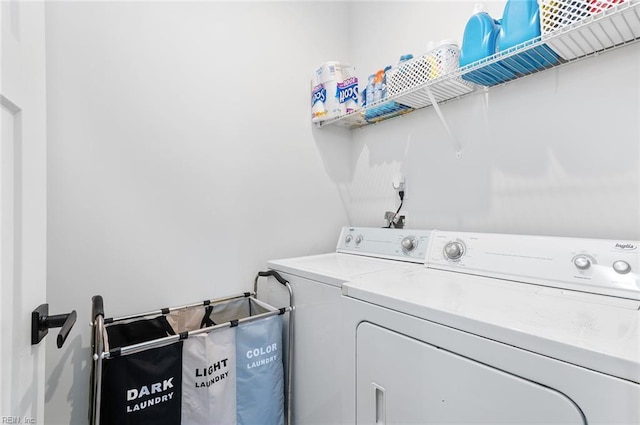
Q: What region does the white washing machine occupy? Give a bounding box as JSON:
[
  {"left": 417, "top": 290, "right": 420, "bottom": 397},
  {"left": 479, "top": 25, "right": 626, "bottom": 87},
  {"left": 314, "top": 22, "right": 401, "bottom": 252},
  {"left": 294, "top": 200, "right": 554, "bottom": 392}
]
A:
[
  {"left": 260, "top": 226, "right": 431, "bottom": 425},
  {"left": 341, "top": 231, "right": 640, "bottom": 424}
]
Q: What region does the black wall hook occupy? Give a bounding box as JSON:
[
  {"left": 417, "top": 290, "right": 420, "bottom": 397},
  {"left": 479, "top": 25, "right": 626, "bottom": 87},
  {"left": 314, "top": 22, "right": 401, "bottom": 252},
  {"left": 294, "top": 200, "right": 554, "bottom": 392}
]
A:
[{"left": 31, "top": 304, "right": 77, "bottom": 348}]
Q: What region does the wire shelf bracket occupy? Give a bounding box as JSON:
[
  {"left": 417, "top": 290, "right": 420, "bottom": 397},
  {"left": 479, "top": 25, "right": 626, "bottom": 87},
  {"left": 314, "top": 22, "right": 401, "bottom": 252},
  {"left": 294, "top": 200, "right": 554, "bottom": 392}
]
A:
[{"left": 424, "top": 86, "right": 462, "bottom": 159}]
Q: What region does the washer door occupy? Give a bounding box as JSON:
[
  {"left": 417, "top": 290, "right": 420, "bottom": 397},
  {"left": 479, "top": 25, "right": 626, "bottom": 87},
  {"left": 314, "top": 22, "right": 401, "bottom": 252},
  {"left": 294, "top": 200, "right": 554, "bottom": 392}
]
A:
[{"left": 357, "top": 323, "right": 585, "bottom": 424}]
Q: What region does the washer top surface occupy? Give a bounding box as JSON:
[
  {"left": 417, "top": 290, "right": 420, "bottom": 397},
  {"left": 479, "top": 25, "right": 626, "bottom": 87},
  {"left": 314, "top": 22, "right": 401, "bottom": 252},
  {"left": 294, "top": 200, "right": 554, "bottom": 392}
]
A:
[
  {"left": 342, "top": 267, "right": 640, "bottom": 383},
  {"left": 268, "top": 252, "right": 423, "bottom": 287},
  {"left": 267, "top": 227, "right": 432, "bottom": 287}
]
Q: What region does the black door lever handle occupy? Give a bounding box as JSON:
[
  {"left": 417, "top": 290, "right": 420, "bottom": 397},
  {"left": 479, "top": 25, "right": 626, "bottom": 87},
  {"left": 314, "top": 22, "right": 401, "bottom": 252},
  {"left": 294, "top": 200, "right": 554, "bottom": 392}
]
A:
[{"left": 31, "top": 304, "right": 77, "bottom": 348}]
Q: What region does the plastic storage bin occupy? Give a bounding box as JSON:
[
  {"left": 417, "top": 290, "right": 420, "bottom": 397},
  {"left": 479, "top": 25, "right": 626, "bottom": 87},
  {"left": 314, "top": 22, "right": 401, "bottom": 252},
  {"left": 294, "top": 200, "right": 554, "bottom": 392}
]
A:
[
  {"left": 387, "top": 42, "right": 463, "bottom": 98},
  {"left": 540, "top": 0, "right": 628, "bottom": 34},
  {"left": 540, "top": 0, "right": 593, "bottom": 35},
  {"left": 381, "top": 42, "right": 474, "bottom": 110}
]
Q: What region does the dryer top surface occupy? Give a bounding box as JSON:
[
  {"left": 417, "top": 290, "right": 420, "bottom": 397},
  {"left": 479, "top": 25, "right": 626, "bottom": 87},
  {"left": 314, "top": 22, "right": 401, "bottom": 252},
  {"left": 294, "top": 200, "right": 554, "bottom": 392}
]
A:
[{"left": 343, "top": 268, "right": 640, "bottom": 382}]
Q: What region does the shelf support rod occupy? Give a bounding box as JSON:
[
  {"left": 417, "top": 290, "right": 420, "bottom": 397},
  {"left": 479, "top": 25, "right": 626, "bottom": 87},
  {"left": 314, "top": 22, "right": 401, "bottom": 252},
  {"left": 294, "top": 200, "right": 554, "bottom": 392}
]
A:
[{"left": 425, "top": 87, "right": 462, "bottom": 158}]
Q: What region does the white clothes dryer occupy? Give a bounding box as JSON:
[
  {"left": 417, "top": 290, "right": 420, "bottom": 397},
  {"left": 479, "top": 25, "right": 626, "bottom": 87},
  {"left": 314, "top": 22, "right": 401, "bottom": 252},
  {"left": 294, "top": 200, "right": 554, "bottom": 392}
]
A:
[
  {"left": 260, "top": 226, "right": 431, "bottom": 425},
  {"left": 341, "top": 231, "right": 640, "bottom": 424}
]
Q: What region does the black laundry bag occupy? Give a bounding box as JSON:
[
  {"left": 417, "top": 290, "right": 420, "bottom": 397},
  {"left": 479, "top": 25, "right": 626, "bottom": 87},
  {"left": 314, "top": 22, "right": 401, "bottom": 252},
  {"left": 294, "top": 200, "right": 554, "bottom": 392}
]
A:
[
  {"left": 105, "top": 316, "right": 175, "bottom": 348},
  {"left": 100, "top": 342, "right": 183, "bottom": 425}
]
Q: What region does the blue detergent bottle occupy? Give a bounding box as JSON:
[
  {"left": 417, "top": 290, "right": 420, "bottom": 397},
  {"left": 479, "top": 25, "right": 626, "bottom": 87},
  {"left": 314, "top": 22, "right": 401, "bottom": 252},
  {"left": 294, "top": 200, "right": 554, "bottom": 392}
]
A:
[
  {"left": 460, "top": 3, "right": 517, "bottom": 86},
  {"left": 460, "top": 4, "right": 499, "bottom": 67},
  {"left": 496, "top": 0, "right": 560, "bottom": 71}
]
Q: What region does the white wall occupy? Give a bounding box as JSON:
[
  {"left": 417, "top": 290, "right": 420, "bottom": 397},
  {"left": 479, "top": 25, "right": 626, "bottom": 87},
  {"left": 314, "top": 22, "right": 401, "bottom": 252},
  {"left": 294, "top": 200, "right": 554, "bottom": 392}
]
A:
[
  {"left": 44, "top": 2, "right": 350, "bottom": 423},
  {"left": 339, "top": 1, "right": 639, "bottom": 240}
]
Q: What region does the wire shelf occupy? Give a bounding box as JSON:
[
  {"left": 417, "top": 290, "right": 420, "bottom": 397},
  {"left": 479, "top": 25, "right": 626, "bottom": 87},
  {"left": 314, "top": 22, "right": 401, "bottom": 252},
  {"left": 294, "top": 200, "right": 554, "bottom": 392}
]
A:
[
  {"left": 542, "top": 0, "right": 640, "bottom": 59},
  {"left": 317, "top": 0, "right": 640, "bottom": 130}
]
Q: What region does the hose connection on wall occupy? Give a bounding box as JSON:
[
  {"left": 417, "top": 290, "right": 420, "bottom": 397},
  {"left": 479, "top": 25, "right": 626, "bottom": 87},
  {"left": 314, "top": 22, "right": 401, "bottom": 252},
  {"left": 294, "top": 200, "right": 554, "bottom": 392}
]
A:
[{"left": 385, "top": 189, "right": 405, "bottom": 229}]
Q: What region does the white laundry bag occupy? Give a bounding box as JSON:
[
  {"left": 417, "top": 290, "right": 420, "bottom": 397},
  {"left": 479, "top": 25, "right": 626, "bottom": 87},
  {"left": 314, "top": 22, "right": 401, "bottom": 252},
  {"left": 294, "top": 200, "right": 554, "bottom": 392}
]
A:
[{"left": 181, "top": 327, "right": 237, "bottom": 425}]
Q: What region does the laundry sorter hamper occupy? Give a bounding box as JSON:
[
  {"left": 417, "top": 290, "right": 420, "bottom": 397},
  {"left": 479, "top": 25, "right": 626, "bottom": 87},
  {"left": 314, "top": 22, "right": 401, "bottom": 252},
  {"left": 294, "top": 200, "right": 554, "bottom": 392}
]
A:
[{"left": 89, "top": 270, "right": 293, "bottom": 425}]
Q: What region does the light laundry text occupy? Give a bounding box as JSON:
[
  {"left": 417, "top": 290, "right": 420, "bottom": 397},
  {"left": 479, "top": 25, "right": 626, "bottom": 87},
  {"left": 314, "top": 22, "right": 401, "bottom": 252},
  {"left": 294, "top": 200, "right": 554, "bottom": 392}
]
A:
[{"left": 195, "top": 358, "right": 228, "bottom": 377}]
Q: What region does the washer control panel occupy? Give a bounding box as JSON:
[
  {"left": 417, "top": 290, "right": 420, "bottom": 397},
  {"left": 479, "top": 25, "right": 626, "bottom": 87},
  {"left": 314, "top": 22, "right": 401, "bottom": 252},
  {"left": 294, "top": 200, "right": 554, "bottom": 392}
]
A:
[
  {"left": 337, "top": 227, "right": 431, "bottom": 263},
  {"left": 428, "top": 231, "right": 640, "bottom": 300}
]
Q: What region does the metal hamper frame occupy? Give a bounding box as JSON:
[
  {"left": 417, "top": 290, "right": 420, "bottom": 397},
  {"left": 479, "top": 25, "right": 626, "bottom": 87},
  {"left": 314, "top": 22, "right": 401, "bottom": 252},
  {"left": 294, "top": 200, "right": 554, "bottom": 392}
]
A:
[{"left": 89, "top": 270, "right": 294, "bottom": 425}]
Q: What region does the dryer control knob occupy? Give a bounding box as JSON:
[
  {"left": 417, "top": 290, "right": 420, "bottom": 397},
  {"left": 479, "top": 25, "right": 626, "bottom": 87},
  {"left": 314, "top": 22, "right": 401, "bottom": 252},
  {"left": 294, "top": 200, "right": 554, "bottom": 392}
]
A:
[
  {"left": 444, "top": 241, "right": 464, "bottom": 260},
  {"left": 574, "top": 256, "right": 591, "bottom": 270},
  {"left": 613, "top": 260, "right": 631, "bottom": 274},
  {"left": 345, "top": 234, "right": 353, "bottom": 244},
  {"left": 355, "top": 235, "right": 363, "bottom": 245},
  {"left": 401, "top": 236, "right": 416, "bottom": 253}
]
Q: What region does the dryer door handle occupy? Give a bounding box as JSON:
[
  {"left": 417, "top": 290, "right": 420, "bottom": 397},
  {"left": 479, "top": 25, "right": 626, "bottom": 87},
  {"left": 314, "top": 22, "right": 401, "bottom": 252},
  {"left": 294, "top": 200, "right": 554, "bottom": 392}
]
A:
[{"left": 373, "top": 383, "right": 386, "bottom": 424}]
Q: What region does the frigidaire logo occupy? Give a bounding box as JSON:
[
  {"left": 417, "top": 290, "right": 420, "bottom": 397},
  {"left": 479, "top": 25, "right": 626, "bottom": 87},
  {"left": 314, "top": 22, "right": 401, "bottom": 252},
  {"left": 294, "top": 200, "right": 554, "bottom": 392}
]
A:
[{"left": 615, "top": 243, "right": 637, "bottom": 250}]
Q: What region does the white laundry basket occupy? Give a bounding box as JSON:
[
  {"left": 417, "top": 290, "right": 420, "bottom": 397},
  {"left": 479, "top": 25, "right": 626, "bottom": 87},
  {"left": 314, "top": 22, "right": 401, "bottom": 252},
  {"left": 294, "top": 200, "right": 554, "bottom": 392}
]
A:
[{"left": 386, "top": 43, "right": 464, "bottom": 98}]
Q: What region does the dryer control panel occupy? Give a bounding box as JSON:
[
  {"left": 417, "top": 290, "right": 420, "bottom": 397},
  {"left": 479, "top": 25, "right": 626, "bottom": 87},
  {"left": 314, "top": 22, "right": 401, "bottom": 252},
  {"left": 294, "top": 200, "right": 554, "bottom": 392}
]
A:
[
  {"left": 337, "top": 227, "right": 431, "bottom": 263},
  {"left": 428, "top": 231, "right": 640, "bottom": 300}
]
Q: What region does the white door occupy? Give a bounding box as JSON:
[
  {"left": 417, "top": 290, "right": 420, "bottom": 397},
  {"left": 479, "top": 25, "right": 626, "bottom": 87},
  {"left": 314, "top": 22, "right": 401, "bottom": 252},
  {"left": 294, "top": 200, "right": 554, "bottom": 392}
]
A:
[{"left": 1, "top": 0, "right": 47, "bottom": 423}]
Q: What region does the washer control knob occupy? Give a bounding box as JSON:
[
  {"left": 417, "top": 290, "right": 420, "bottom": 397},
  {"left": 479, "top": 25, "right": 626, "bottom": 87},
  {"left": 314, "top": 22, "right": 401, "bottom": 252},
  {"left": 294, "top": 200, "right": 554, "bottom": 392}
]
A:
[
  {"left": 355, "top": 235, "right": 363, "bottom": 245},
  {"left": 613, "top": 260, "right": 631, "bottom": 275},
  {"left": 444, "top": 241, "right": 464, "bottom": 260},
  {"left": 574, "top": 256, "right": 592, "bottom": 270},
  {"left": 401, "top": 236, "right": 416, "bottom": 253},
  {"left": 345, "top": 234, "right": 353, "bottom": 244}
]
